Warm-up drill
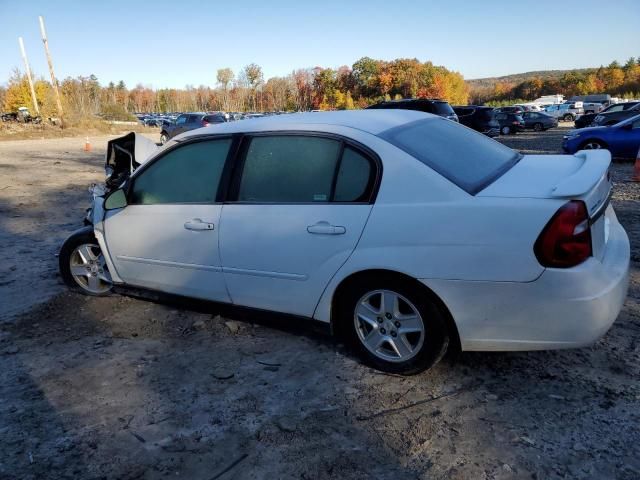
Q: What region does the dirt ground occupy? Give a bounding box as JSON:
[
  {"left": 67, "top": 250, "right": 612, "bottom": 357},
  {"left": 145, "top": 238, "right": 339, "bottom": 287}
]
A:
[{"left": 1, "top": 126, "right": 639, "bottom": 480}]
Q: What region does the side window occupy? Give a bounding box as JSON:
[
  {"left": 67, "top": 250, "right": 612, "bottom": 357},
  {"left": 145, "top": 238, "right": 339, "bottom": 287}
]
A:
[
  {"left": 334, "top": 147, "right": 373, "bottom": 202},
  {"left": 130, "top": 139, "right": 231, "bottom": 205},
  {"left": 631, "top": 119, "right": 640, "bottom": 129},
  {"left": 176, "top": 115, "right": 187, "bottom": 125},
  {"left": 238, "top": 136, "right": 341, "bottom": 203},
  {"left": 189, "top": 115, "right": 200, "bottom": 123},
  {"left": 496, "top": 113, "right": 507, "bottom": 120}
]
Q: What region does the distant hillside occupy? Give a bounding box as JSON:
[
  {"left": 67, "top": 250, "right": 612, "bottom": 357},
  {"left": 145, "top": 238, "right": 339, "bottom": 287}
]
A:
[{"left": 467, "top": 68, "right": 595, "bottom": 90}]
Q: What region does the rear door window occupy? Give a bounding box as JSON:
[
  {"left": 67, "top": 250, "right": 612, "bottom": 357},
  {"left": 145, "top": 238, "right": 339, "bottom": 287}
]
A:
[
  {"left": 334, "top": 147, "right": 373, "bottom": 202},
  {"left": 237, "top": 136, "right": 341, "bottom": 203},
  {"left": 380, "top": 118, "right": 520, "bottom": 194}
]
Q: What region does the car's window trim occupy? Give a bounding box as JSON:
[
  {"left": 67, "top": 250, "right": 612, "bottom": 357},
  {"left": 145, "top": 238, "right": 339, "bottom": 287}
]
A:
[
  {"left": 126, "top": 134, "right": 237, "bottom": 206},
  {"left": 225, "top": 131, "right": 382, "bottom": 205}
]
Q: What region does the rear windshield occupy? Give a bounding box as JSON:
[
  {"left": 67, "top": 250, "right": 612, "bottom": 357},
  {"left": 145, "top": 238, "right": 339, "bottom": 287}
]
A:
[
  {"left": 431, "top": 102, "right": 455, "bottom": 115},
  {"left": 379, "top": 118, "right": 521, "bottom": 194}
]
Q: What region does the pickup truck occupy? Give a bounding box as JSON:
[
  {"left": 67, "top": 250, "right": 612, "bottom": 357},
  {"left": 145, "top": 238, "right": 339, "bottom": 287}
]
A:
[{"left": 544, "top": 103, "right": 584, "bottom": 122}]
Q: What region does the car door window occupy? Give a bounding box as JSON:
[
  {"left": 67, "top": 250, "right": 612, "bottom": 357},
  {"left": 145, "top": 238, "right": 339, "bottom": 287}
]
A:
[
  {"left": 237, "top": 136, "right": 341, "bottom": 203},
  {"left": 176, "top": 115, "right": 187, "bottom": 125},
  {"left": 334, "top": 147, "right": 373, "bottom": 202},
  {"left": 130, "top": 139, "right": 231, "bottom": 205}
]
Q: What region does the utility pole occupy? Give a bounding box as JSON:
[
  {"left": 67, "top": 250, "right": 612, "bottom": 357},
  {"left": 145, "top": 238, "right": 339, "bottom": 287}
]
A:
[
  {"left": 17, "top": 37, "right": 40, "bottom": 116},
  {"left": 38, "top": 15, "right": 64, "bottom": 118}
]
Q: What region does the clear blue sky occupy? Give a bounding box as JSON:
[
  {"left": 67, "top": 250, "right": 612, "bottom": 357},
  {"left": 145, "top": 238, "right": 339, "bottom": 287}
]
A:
[{"left": 1, "top": 0, "right": 638, "bottom": 89}]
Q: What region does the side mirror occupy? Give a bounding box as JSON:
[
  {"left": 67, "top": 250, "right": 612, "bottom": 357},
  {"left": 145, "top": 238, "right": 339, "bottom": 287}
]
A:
[{"left": 104, "top": 188, "right": 128, "bottom": 210}]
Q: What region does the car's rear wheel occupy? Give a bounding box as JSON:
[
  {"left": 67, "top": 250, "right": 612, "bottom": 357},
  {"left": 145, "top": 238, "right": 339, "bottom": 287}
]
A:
[
  {"left": 338, "top": 277, "right": 449, "bottom": 374},
  {"left": 580, "top": 140, "right": 606, "bottom": 150},
  {"left": 160, "top": 133, "right": 168, "bottom": 144},
  {"left": 563, "top": 114, "right": 574, "bottom": 122},
  {"left": 500, "top": 126, "right": 511, "bottom": 135},
  {"left": 533, "top": 122, "right": 543, "bottom": 132},
  {"left": 59, "top": 228, "right": 113, "bottom": 296}
]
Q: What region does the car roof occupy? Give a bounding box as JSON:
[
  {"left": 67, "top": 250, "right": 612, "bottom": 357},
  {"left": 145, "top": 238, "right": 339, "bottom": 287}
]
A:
[{"left": 178, "top": 110, "right": 437, "bottom": 139}]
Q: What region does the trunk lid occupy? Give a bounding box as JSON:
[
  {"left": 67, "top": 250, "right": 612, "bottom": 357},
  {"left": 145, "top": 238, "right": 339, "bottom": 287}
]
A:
[{"left": 479, "top": 150, "right": 612, "bottom": 260}]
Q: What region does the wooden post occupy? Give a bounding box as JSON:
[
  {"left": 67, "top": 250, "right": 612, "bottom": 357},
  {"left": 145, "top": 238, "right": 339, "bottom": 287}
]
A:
[
  {"left": 39, "top": 16, "right": 64, "bottom": 118},
  {"left": 17, "top": 37, "right": 40, "bottom": 116}
]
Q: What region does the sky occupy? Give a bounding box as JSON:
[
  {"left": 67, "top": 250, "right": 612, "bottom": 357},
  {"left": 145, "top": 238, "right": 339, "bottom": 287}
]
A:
[{"left": 1, "top": 0, "right": 639, "bottom": 89}]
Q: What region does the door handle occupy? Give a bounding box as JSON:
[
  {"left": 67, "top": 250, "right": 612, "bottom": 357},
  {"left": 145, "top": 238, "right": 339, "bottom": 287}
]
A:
[
  {"left": 184, "top": 218, "right": 214, "bottom": 231},
  {"left": 307, "top": 221, "right": 346, "bottom": 235}
]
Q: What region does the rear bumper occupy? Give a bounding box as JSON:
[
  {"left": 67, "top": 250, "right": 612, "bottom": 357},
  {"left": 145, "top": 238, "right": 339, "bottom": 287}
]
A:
[{"left": 422, "top": 214, "right": 630, "bottom": 351}]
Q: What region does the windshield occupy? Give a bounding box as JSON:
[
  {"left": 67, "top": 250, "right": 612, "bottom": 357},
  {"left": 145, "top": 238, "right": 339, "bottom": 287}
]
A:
[
  {"left": 379, "top": 118, "right": 521, "bottom": 194},
  {"left": 431, "top": 102, "right": 455, "bottom": 115}
]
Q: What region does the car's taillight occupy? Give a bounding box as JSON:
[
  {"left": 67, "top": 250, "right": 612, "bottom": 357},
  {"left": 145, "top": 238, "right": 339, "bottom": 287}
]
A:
[{"left": 534, "top": 200, "right": 592, "bottom": 268}]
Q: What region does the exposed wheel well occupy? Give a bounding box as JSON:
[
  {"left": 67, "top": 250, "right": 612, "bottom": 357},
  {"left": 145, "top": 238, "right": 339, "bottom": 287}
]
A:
[{"left": 330, "top": 269, "right": 461, "bottom": 353}]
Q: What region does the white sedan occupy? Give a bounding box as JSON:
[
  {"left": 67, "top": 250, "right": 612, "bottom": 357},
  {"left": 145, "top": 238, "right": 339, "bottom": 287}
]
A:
[{"left": 59, "top": 110, "right": 630, "bottom": 374}]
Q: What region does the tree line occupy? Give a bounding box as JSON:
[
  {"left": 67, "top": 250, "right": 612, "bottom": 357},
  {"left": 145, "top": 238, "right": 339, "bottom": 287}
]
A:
[
  {"left": 0, "top": 57, "right": 468, "bottom": 120},
  {"left": 472, "top": 58, "right": 640, "bottom": 105}
]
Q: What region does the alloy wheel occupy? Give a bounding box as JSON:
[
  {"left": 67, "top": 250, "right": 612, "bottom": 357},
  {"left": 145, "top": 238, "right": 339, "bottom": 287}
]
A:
[
  {"left": 353, "top": 289, "right": 425, "bottom": 363},
  {"left": 583, "top": 142, "right": 603, "bottom": 150},
  {"left": 69, "top": 243, "right": 112, "bottom": 294}
]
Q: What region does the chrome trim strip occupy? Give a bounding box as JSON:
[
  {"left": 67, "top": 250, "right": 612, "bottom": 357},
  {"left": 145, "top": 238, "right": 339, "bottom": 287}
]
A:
[
  {"left": 117, "top": 255, "right": 222, "bottom": 272},
  {"left": 116, "top": 255, "right": 306, "bottom": 280},
  {"left": 589, "top": 189, "right": 612, "bottom": 225},
  {"left": 222, "top": 266, "right": 307, "bottom": 281}
]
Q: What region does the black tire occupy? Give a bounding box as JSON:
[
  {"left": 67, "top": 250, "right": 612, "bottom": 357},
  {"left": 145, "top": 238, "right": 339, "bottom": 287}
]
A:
[
  {"left": 160, "top": 132, "right": 169, "bottom": 144},
  {"left": 579, "top": 139, "right": 607, "bottom": 151},
  {"left": 500, "top": 126, "right": 511, "bottom": 135},
  {"left": 533, "top": 122, "right": 543, "bottom": 132},
  {"left": 563, "top": 114, "right": 573, "bottom": 122},
  {"left": 59, "top": 227, "right": 113, "bottom": 296},
  {"left": 337, "top": 275, "right": 449, "bottom": 375}
]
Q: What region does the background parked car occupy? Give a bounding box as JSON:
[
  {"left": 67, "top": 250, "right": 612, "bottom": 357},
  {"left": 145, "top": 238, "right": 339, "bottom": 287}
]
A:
[
  {"left": 562, "top": 113, "right": 640, "bottom": 158},
  {"left": 453, "top": 106, "right": 499, "bottom": 137},
  {"left": 592, "top": 102, "right": 640, "bottom": 127},
  {"left": 574, "top": 101, "right": 640, "bottom": 129},
  {"left": 366, "top": 98, "right": 459, "bottom": 122},
  {"left": 160, "top": 112, "right": 208, "bottom": 144},
  {"left": 494, "top": 106, "right": 525, "bottom": 115},
  {"left": 545, "top": 103, "right": 584, "bottom": 121},
  {"left": 522, "top": 111, "right": 558, "bottom": 131},
  {"left": 494, "top": 112, "right": 525, "bottom": 134},
  {"left": 582, "top": 102, "right": 604, "bottom": 114}
]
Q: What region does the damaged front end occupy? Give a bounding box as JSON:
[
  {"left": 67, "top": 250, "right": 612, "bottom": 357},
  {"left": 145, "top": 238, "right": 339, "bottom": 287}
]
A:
[{"left": 84, "top": 132, "right": 159, "bottom": 225}]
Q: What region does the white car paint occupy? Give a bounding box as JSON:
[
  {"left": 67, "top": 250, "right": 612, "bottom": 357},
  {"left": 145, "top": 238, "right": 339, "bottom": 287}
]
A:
[{"left": 94, "top": 110, "right": 629, "bottom": 351}]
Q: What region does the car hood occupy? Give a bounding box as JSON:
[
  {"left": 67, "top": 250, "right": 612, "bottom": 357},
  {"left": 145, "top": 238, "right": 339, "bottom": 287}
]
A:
[
  {"left": 104, "top": 132, "right": 159, "bottom": 190},
  {"left": 567, "top": 125, "right": 607, "bottom": 135},
  {"left": 478, "top": 150, "right": 611, "bottom": 199}
]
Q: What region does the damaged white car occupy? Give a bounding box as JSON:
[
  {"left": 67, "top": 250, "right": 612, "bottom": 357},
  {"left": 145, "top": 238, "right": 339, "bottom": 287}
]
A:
[{"left": 59, "top": 111, "right": 630, "bottom": 374}]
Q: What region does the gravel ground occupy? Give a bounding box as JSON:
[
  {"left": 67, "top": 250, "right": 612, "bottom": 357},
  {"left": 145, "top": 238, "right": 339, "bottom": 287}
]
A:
[{"left": 0, "top": 126, "right": 639, "bottom": 479}]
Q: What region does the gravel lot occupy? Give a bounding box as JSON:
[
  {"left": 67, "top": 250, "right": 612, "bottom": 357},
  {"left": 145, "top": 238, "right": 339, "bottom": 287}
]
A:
[{"left": 1, "top": 125, "right": 639, "bottom": 479}]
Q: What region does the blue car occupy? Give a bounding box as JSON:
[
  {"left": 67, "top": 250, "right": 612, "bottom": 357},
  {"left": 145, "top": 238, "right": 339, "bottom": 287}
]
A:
[{"left": 563, "top": 113, "right": 640, "bottom": 159}]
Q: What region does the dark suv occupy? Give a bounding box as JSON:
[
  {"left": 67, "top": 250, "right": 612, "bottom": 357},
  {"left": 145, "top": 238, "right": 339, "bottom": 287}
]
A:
[
  {"left": 590, "top": 102, "right": 640, "bottom": 127},
  {"left": 452, "top": 106, "right": 499, "bottom": 137},
  {"left": 366, "top": 98, "right": 458, "bottom": 122},
  {"left": 494, "top": 112, "right": 525, "bottom": 135},
  {"left": 160, "top": 112, "right": 211, "bottom": 144}
]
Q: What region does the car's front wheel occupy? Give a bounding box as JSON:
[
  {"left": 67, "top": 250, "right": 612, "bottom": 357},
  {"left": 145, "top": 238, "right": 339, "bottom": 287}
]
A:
[
  {"left": 500, "top": 126, "right": 511, "bottom": 135},
  {"left": 59, "top": 228, "right": 113, "bottom": 296},
  {"left": 580, "top": 139, "right": 606, "bottom": 150},
  {"left": 563, "top": 114, "right": 574, "bottom": 122},
  {"left": 533, "top": 122, "right": 543, "bottom": 132},
  {"left": 338, "top": 277, "right": 449, "bottom": 374},
  {"left": 160, "top": 132, "right": 168, "bottom": 144}
]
